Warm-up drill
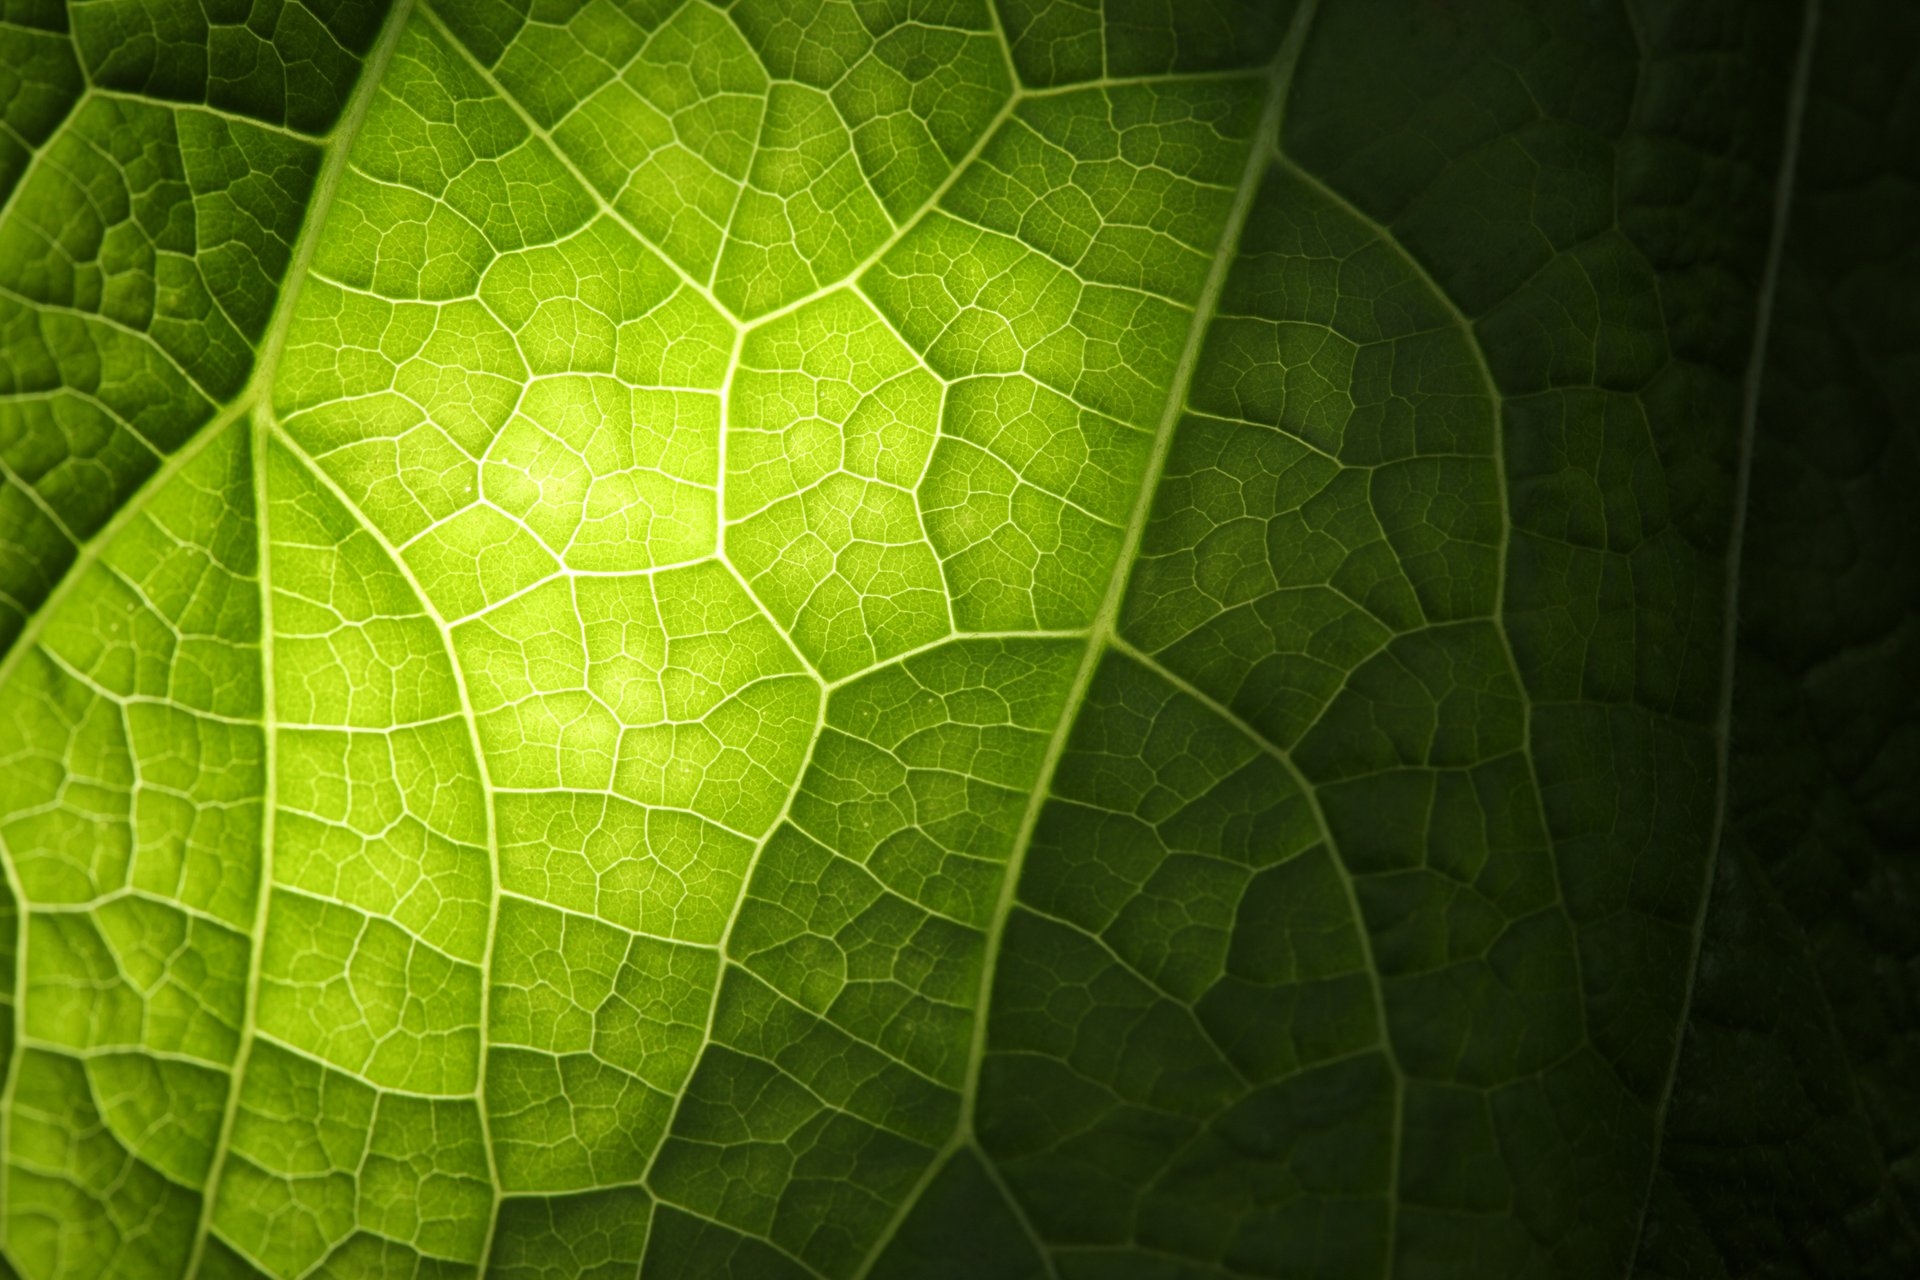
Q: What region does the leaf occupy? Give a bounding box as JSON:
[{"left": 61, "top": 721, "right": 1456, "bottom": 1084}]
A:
[
  {"left": 0, "top": 0, "right": 1901, "bottom": 1277},
  {"left": 1634, "top": 0, "right": 1920, "bottom": 1274}
]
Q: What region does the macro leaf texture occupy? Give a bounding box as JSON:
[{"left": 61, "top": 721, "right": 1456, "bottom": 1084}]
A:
[{"left": 0, "top": 0, "right": 1911, "bottom": 1277}]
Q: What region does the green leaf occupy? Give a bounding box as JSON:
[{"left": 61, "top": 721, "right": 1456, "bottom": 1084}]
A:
[
  {"left": 1634, "top": 0, "right": 1920, "bottom": 1274},
  {"left": 0, "top": 0, "right": 1905, "bottom": 1277}
]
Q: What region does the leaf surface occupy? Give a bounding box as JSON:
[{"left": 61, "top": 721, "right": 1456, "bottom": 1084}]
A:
[{"left": 0, "top": 1, "right": 1902, "bottom": 1277}]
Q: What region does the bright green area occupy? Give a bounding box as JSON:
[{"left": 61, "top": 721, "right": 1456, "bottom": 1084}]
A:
[{"left": 1, "top": 0, "right": 1900, "bottom": 1278}]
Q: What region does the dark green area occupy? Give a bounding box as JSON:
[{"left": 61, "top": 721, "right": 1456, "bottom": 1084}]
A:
[{"left": 1637, "top": 0, "right": 1920, "bottom": 1273}]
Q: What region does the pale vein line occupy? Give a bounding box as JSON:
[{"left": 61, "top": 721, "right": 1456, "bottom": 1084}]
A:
[
  {"left": 0, "top": 455, "right": 83, "bottom": 547},
  {"left": 1627, "top": 0, "right": 1824, "bottom": 1268},
  {"left": 1273, "top": 131, "right": 1628, "bottom": 1274},
  {"left": 0, "top": 283, "right": 229, "bottom": 408},
  {"left": 0, "top": 77, "right": 84, "bottom": 228},
  {"left": 89, "top": 88, "right": 323, "bottom": 142},
  {"left": 0, "top": 401, "right": 243, "bottom": 702},
  {"left": 636, "top": 696, "right": 832, "bottom": 1192},
  {"left": 179, "top": 1, "right": 422, "bottom": 1268},
  {"left": 824, "top": 628, "right": 1092, "bottom": 692},
  {"left": 180, "top": 408, "right": 278, "bottom": 1277},
  {"left": 1104, "top": 627, "right": 1402, "bottom": 1131},
  {"left": 1105, "top": 629, "right": 1405, "bottom": 1013},
  {"left": 270, "top": 424, "right": 512, "bottom": 1272},
  {"left": 850, "top": 7, "right": 1324, "bottom": 1278}
]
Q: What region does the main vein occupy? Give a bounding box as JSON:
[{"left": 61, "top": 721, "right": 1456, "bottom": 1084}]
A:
[
  {"left": 180, "top": 0, "right": 420, "bottom": 1270},
  {"left": 848, "top": 5, "right": 1328, "bottom": 1278}
]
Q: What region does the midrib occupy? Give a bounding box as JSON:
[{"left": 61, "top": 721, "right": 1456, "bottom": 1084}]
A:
[
  {"left": 844, "top": 4, "right": 1331, "bottom": 1278},
  {"left": 0, "top": 0, "right": 422, "bottom": 1261},
  {"left": 176, "top": 0, "right": 421, "bottom": 1272}
]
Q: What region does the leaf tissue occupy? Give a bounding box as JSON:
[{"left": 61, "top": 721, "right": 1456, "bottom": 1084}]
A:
[{"left": 0, "top": 0, "right": 1912, "bottom": 1277}]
